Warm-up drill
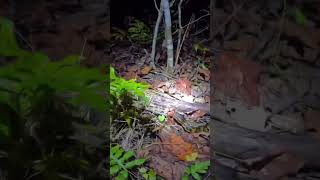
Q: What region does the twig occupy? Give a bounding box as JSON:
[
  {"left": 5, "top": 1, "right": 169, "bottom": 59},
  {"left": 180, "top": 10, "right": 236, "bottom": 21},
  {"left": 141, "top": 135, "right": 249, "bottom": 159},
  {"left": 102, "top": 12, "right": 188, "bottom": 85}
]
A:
[
  {"left": 174, "top": 0, "right": 184, "bottom": 68},
  {"left": 150, "top": 0, "right": 164, "bottom": 69},
  {"left": 210, "top": 1, "right": 247, "bottom": 38},
  {"left": 15, "top": 30, "right": 34, "bottom": 51},
  {"left": 153, "top": 0, "right": 160, "bottom": 12},
  {"left": 191, "top": 26, "right": 208, "bottom": 36},
  {"left": 174, "top": 14, "right": 194, "bottom": 72},
  {"left": 182, "top": 13, "right": 210, "bottom": 29},
  {"left": 172, "top": 13, "right": 210, "bottom": 35},
  {"left": 270, "top": 0, "right": 287, "bottom": 67},
  {"left": 79, "top": 37, "right": 87, "bottom": 64}
]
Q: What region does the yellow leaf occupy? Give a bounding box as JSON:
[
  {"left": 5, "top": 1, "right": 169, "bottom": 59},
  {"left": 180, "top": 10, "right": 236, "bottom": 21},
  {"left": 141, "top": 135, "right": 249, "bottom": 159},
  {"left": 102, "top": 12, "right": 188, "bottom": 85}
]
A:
[{"left": 184, "top": 152, "right": 198, "bottom": 162}]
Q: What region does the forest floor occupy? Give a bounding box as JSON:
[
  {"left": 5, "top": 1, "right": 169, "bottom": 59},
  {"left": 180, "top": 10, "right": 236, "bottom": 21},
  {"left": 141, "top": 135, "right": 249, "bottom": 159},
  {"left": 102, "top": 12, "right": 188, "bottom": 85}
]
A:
[
  {"left": 111, "top": 39, "right": 211, "bottom": 179},
  {"left": 110, "top": 1, "right": 320, "bottom": 179},
  {"left": 3, "top": 0, "right": 320, "bottom": 179}
]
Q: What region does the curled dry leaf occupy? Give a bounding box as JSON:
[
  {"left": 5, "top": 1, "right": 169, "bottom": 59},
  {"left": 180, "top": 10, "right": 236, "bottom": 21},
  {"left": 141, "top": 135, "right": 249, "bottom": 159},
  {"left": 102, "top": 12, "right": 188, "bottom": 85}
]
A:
[
  {"left": 190, "top": 110, "right": 207, "bottom": 121},
  {"left": 176, "top": 78, "right": 192, "bottom": 96},
  {"left": 140, "top": 65, "right": 152, "bottom": 75},
  {"left": 164, "top": 133, "right": 194, "bottom": 161},
  {"left": 198, "top": 68, "right": 210, "bottom": 81},
  {"left": 151, "top": 79, "right": 164, "bottom": 89}
]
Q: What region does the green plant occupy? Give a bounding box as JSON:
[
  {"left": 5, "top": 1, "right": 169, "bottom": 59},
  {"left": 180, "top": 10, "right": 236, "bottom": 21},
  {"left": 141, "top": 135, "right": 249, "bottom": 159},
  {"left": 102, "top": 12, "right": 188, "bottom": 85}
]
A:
[
  {"left": 193, "top": 42, "right": 209, "bottom": 55},
  {"left": 112, "top": 27, "right": 127, "bottom": 41},
  {"left": 139, "top": 167, "right": 156, "bottom": 180},
  {"left": 109, "top": 65, "right": 150, "bottom": 127},
  {"left": 0, "top": 18, "right": 106, "bottom": 113},
  {"left": 292, "top": 7, "right": 307, "bottom": 25},
  {"left": 0, "top": 16, "right": 107, "bottom": 180},
  {"left": 110, "top": 144, "right": 146, "bottom": 180},
  {"left": 182, "top": 161, "right": 210, "bottom": 180},
  {"left": 110, "top": 67, "right": 149, "bottom": 106},
  {"left": 158, "top": 114, "right": 166, "bottom": 123},
  {"left": 127, "top": 20, "right": 152, "bottom": 44}
]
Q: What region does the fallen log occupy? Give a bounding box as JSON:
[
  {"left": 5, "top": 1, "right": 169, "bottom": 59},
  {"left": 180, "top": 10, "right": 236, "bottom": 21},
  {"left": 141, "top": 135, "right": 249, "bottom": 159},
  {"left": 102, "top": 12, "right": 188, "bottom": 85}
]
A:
[
  {"left": 143, "top": 89, "right": 210, "bottom": 115},
  {"left": 211, "top": 119, "right": 320, "bottom": 170},
  {"left": 139, "top": 89, "right": 320, "bottom": 173}
]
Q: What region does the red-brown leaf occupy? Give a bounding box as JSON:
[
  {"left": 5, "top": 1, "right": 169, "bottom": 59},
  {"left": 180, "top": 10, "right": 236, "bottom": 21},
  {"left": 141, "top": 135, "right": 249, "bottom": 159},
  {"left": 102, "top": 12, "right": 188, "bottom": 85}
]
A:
[{"left": 176, "top": 78, "right": 192, "bottom": 96}]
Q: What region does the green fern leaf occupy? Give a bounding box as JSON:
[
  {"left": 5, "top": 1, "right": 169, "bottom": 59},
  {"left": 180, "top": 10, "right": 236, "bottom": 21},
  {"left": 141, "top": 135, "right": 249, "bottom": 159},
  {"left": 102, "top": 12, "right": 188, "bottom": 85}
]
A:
[
  {"left": 110, "top": 165, "right": 120, "bottom": 176},
  {"left": 110, "top": 144, "right": 146, "bottom": 179},
  {"left": 125, "top": 159, "right": 145, "bottom": 169},
  {"left": 0, "top": 17, "right": 24, "bottom": 56}
]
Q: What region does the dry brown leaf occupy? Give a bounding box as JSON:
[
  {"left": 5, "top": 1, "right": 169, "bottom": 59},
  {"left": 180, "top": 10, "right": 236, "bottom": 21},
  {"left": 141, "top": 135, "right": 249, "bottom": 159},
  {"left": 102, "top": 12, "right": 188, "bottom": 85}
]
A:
[
  {"left": 304, "top": 110, "right": 320, "bottom": 139},
  {"left": 180, "top": 73, "right": 189, "bottom": 78},
  {"left": 176, "top": 78, "right": 192, "bottom": 96},
  {"left": 204, "top": 96, "right": 210, "bottom": 103},
  {"left": 149, "top": 156, "right": 185, "bottom": 180},
  {"left": 254, "top": 153, "right": 305, "bottom": 180},
  {"left": 198, "top": 68, "right": 210, "bottom": 81},
  {"left": 166, "top": 108, "right": 176, "bottom": 125},
  {"left": 213, "top": 52, "right": 261, "bottom": 106},
  {"left": 140, "top": 65, "right": 152, "bottom": 75},
  {"left": 123, "top": 71, "right": 137, "bottom": 80},
  {"left": 127, "top": 65, "right": 139, "bottom": 72},
  {"left": 151, "top": 79, "right": 166, "bottom": 91},
  {"left": 164, "top": 133, "right": 193, "bottom": 161},
  {"left": 135, "top": 148, "right": 150, "bottom": 160},
  {"left": 190, "top": 110, "right": 207, "bottom": 121}
]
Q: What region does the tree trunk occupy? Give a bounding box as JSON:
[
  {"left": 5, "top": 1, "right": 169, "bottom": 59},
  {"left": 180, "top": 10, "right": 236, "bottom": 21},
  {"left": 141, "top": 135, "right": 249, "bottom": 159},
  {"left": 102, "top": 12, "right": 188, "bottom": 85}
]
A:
[
  {"left": 106, "top": 0, "right": 111, "bottom": 41},
  {"left": 209, "top": 0, "right": 215, "bottom": 41},
  {"left": 150, "top": 0, "right": 163, "bottom": 69},
  {"left": 162, "top": 0, "right": 174, "bottom": 74}
]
